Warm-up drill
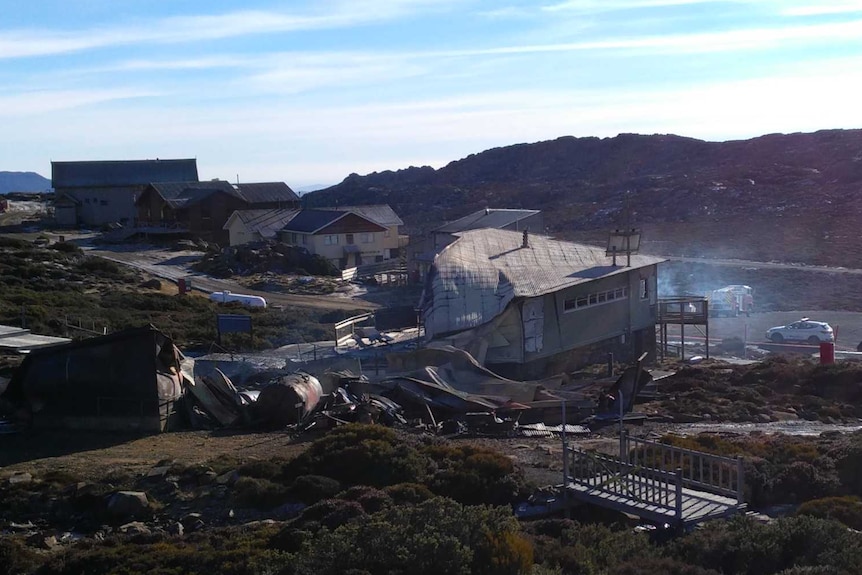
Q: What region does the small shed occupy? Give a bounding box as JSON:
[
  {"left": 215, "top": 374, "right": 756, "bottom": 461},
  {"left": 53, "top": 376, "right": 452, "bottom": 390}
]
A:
[{"left": 1, "top": 325, "right": 186, "bottom": 432}]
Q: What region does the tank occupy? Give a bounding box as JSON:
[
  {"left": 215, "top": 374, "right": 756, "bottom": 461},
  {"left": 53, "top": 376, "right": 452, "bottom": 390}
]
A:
[
  {"left": 254, "top": 373, "right": 323, "bottom": 429},
  {"left": 209, "top": 290, "right": 267, "bottom": 308}
]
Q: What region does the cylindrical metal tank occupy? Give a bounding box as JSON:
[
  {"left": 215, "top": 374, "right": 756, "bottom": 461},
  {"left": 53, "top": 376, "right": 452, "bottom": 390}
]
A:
[{"left": 254, "top": 372, "right": 323, "bottom": 429}]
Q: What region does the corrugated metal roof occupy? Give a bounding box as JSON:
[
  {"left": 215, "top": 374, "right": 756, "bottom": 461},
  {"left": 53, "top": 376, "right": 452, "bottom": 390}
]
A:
[
  {"left": 434, "top": 208, "right": 540, "bottom": 234},
  {"left": 422, "top": 229, "right": 666, "bottom": 338},
  {"left": 437, "top": 228, "right": 665, "bottom": 298},
  {"left": 236, "top": 182, "right": 300, "bottom": 205},
  {"left": 322, "top": 205, "right": 404, "bottom": 227},
  {"left": 281, "top": 210, "right": 345, "bottom": 233},
  {"left": 225, "top": 208, "right": 300, "bottom": 237},
  {"left": 52, "top": 159, "right": 198, "bottom": 188},
  {"left": 148, "top": 181, "right": 243, "bottom": 208}
]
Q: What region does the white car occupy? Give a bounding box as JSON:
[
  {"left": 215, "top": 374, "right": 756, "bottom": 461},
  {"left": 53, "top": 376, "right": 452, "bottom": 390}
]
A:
[{"left": 765, "top": 318, "right": 834, "bottom": 345}]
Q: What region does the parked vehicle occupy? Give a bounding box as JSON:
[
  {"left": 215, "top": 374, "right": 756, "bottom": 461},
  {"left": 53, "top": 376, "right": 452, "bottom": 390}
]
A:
[
  {"left": 765, "top": 318, "right": 834, "bottom": 344},
  {"left": 708, "top": 285, "right": 754, "bottom": 317}
]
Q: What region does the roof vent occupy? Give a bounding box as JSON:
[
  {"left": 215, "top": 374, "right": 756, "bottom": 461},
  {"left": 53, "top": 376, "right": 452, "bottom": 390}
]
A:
[{"left": 485, "top": 207, "right": 490, "bottom": 215}]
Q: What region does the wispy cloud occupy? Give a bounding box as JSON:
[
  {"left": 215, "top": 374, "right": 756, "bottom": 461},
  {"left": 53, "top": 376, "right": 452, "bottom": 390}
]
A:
[
  {"left": 0, "top": 88, "right": 159, "bottom": 117},
  {"left": 781, "top": 1, "right": 862, "bottom": 16},
  {"left": 0, "top": 0, "right": 459, "bottom": 59},
  {"left": 542, "top": 0, "right": 738, "bottom": 13}
]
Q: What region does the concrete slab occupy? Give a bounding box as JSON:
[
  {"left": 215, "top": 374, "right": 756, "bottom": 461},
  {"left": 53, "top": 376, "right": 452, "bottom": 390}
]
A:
[{"left": 0, "top": 325, "right": 29, "bottom": 339}]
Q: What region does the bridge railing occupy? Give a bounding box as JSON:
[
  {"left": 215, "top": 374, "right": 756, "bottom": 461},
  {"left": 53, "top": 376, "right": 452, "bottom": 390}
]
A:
[
  {"left": 567, "top": 447, "right": 685, "bottom": 520},
  {"left": 622, "top": 432, "right": 744, "bottom": 504}
]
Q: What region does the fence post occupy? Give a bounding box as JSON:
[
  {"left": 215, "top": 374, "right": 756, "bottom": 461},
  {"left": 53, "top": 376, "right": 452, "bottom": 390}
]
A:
[
  {"left": 675, "top": 467, "right": 684, "bottom": 523},
  {"left": 619, "top": 430, "right": 628, "bottom": 463},
  {"left": 561, "top": 399, "right": 569, "bottom": 519},
  {"left": 736, "top": 456, "right": 745, "bottom": 504}
]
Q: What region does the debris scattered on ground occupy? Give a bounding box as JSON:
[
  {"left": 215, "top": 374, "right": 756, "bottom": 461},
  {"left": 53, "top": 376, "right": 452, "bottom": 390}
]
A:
[{"left": 192, "top": 240, "right": 339, "bottom": 280}]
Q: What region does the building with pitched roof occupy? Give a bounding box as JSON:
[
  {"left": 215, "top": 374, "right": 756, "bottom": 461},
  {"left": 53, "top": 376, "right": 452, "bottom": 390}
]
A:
[
  {"left": 137, "top": 180, "right": 301, "bottom": 244},
  {"left": 52, "top": 159, "right": 199, "bottom": 226},
  {"left": 420, "top": 228, "right": 665, "bottom": 379},
  {"left": 409, "top": 207, "right": 544, "bottom": 283},
  {"left": 223, "top": 208, "right": 301, "bottom": 246},
  {"left": 278, "top": 208, "right": 398, "bottom": 269},
  {"left": 235, "top": 182, "right": 300, "bottom": 206}
]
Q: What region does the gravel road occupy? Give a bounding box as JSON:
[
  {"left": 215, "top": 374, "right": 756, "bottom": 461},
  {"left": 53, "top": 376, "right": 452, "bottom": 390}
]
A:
[
  {"left": 87, "top": 244, "right": 379, "bottom": 312},
  {"left": 664, "top": 310, "right": 862, "bottom": 352}
]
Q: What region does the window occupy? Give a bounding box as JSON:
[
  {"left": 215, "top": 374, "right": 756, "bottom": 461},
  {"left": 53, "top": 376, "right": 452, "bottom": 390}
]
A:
[
  {"left": 324, "top": 234, "right": 339, "bottom": 245},
  {"left": 346, "top": 233, "right": 354, "bottom": 244},
  {"left": 384, "top": 229, "right": 391, "bottom": 238},
  {"left": 361, "top": 232, "right": 374, "bottom": 243},
  {"left": 564, "top": 287, "right": 628, "bottom": 312},
  {"left": 639, "top": 278, "right": 648, "bottom": 300},
  {"left": 100, "top": 200, "right": 108, "bottom": 206},
  {"left": 290, "top": 233, "right": 299, "bottom": 244}
]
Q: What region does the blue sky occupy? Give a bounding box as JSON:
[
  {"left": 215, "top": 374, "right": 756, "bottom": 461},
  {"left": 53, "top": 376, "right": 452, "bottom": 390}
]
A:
[{"left": 2, "top": 0, "right": 862, "bottom": 188}]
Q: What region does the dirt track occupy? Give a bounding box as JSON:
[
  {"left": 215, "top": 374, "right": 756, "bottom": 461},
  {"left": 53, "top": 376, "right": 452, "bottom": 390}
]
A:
[{"left": 87, "top": 245, "right": 379, "bottom": 312}]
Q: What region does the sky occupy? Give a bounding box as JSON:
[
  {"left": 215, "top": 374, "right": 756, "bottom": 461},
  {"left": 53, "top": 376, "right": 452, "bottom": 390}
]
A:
[{"left": 2, "top": 0, "right": 862, "bottom": 189}]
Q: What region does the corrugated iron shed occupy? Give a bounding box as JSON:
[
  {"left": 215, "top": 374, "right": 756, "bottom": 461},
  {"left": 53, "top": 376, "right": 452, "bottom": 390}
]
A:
[{"left": 422, "top": 228, "right": 665, "bottom": 337}]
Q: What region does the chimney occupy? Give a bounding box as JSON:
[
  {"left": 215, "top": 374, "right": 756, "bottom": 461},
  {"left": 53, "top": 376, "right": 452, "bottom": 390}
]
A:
[{"left": 522, "top": 229, "right": 529, "bottom": 248}]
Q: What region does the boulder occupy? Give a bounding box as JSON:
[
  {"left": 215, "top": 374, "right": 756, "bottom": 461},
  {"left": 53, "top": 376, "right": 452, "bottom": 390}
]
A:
[
  {"left": 117, "top": 521, "right": 151, "bottom": 535},
  {"left": 106, "top": 491, "right": 150, "bottom": 521}
]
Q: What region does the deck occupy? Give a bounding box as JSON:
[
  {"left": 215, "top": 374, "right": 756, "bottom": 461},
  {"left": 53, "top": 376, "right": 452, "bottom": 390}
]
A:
[{"left": 564, "top": 433, "right": 747, "bottom": 527}]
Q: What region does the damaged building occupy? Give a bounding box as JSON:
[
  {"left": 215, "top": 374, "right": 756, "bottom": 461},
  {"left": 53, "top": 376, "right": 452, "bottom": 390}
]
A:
[
  {"left": 1, "top": 325, "right": 185, "bottom": 432},
  {"left": 420, "top": 228, "right": 666, "bottom": 379}
]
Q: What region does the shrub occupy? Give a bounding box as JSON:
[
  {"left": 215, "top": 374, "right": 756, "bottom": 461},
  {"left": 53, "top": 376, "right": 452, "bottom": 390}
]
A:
[
  {"left": 294, "top": 498, "right": 367, "bottom": 531},
  {"left": 610, "top": 557, "right": 720, "bottom": 575},
  {"left": 288, "top": 475, "right": 342, "bottom": 504},
  {"left": 337, "top": 486, "right": 392, "bottom": 513},
  {"left": 285, "top": 424, "right": 427, "bottom": 488},
  {"left": 34, "top": 524, "right": 282, "bottom": 575},
  {"left": 771, "top": 461, "right": 840, "bottom": 503},
  {"left": 525, "top": 520, "right": 656, "bottom": 575},
  {"left": 383, "top": 482, "right": 434, "bottom": 505},
  {"left": 668, "top": 515, "right": 862, "bottom": 575},
  {"left": 0, "top": 537, "right": 41, "bottom": 575},
  {"left": 796, "top": 496, "right": 862, "bottom": 530},
  {"left": 237, "top": 459, "right": 283, "bottom": 480},
  {"left": 51, "top": 242, "right": 83, "bottom": 254},
  {"left": 290, "top": 497, "right": 530, "bottom": 575},
  {"left": 423, "top": 444, "right": 525, "bottom": 506},
  {"left": 232, "top": 476, "right": 292, "bottom": 510}
]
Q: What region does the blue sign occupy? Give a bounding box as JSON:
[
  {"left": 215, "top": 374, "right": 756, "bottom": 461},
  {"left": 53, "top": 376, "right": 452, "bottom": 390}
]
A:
[{"left": 216, "top": 314, "right": 253, "bottom": 335}]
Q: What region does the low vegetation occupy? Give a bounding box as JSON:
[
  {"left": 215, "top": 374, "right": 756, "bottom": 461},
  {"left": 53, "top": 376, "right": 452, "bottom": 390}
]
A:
[
  {"left": 650, "top": 356, "right": 862, "bottom": 423},
  {"left": 4, "top": 425, "right": 862, "bottom": 574},
  {"left": 0, "top": 237, "right": 352, "bottom": 351}
]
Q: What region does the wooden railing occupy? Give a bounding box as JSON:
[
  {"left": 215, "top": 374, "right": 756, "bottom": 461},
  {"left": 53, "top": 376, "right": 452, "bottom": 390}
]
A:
[
  {"left": 568, "top": 448, "right": 685, "bottom": 520},
  {"left": 621, "top": 432, "right": 744, "bottom": 504}
]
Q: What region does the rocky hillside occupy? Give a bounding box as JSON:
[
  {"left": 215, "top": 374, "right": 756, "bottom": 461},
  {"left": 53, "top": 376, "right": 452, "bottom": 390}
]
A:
[
  {"left": 306, "top": 130, "right": 862, "bottom": 267},
  {"left": 0, "top": 171, "right": 50, "bottom": 194}
]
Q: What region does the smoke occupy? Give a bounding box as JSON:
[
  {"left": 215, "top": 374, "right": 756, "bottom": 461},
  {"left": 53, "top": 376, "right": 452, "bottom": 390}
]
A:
[{"left": 658, "top": 261, "right": 752, "bottom": 298}]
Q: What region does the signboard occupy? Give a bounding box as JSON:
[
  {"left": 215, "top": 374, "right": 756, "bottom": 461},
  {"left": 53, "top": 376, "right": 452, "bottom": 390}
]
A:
[{"left": 216, "top": 314, "right": 253, "bottom": 345}]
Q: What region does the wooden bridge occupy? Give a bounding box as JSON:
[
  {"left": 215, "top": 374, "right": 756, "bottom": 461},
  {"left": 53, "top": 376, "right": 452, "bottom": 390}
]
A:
[{"left": 564, "top": 432, "right": 747, "bottom": 528}]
